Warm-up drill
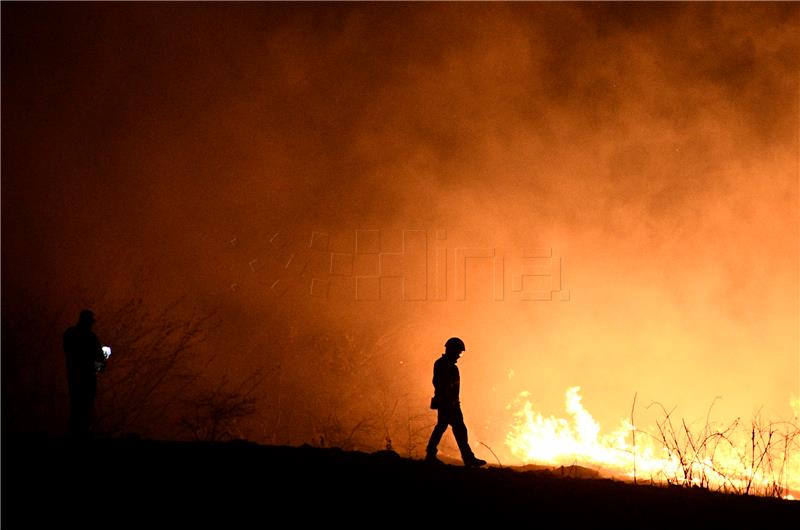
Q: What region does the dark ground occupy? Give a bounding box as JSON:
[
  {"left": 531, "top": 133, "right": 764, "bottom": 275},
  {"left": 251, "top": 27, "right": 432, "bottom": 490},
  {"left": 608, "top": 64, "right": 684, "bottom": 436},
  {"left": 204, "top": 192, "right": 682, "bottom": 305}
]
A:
[{"left": 2, "top": 434, "right": 797, "bottom": 527}]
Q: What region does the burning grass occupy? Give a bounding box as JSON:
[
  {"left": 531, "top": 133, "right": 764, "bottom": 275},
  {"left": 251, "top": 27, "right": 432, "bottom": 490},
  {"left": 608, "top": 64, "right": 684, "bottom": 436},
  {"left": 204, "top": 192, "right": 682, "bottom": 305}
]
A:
[{"left": 506, "top": 387, "right": 800, "bottom": 499}]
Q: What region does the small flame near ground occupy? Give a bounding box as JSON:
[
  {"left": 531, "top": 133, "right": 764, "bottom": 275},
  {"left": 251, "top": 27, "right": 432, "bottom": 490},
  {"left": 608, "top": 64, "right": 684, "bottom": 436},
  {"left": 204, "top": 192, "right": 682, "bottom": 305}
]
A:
[{"left": 505, "top": 387, "right": 800, "bottom": 499}]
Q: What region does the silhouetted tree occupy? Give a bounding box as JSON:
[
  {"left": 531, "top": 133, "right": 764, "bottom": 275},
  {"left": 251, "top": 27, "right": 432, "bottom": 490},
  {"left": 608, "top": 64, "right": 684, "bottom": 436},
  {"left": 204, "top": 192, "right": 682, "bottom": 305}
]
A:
[
  {"left": 1, "top": 287, "right": 221, "bottom": 438},
  {"left": 92, "top": 297, "right": 215, "bottom": 436},
  {"left": 179, "top": 371, "right": 263, "bottom": 441}
]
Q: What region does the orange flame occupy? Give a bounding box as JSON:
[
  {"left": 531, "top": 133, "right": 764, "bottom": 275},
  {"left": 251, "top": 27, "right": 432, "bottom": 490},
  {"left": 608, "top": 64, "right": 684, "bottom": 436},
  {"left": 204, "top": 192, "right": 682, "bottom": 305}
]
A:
[{"left": 506, "top": 387, "right": 800, "bottom": 498}]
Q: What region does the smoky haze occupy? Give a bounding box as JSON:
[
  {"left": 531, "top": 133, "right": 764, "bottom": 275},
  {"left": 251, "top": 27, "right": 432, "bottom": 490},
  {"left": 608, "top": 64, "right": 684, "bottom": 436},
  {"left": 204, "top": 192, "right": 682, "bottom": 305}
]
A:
[{"left": 2, "top": 3, "right": 798, "bottom": 460}]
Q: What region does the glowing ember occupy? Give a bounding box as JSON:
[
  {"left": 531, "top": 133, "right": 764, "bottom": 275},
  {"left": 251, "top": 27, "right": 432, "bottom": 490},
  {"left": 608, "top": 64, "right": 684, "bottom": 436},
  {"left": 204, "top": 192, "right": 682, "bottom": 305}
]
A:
[{"left": 506, "top": 387, "right": 800, "bottom": 498}]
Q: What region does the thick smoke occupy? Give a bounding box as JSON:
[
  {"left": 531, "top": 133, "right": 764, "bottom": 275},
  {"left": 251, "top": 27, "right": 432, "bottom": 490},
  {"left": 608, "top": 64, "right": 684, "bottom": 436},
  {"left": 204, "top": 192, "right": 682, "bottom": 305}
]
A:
[{"left": 3, "top": 3, "right": 798, "bottom": 457}]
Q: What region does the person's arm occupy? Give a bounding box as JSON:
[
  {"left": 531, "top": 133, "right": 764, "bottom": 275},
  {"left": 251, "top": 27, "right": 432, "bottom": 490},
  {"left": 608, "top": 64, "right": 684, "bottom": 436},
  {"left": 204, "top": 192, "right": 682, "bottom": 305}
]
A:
[
  {"left": 432, "top": 360, "right": 443, "bottom": 391},
  {"left": 93, "top": 335, "right": 105, "bottom": 363},
  {"left": 439, "top": 365, "right": 458, "bottom": 405},
  {"left": 92, "top": 333, "right": 106, "bottom": 371}
]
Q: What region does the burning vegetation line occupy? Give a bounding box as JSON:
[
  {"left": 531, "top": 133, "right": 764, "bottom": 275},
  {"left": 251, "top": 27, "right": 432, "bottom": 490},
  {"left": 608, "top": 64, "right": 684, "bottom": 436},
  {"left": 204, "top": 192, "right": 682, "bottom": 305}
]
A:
[{"left": 505, "top": 387, "right": 800, "bottom": 499}]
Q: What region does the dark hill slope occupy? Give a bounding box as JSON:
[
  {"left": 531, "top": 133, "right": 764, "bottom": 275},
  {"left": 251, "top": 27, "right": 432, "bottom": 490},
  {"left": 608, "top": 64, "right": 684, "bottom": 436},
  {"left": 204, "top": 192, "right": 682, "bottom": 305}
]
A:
[{"left": 3, "top": 435, "right": 797, "bottom": 526}]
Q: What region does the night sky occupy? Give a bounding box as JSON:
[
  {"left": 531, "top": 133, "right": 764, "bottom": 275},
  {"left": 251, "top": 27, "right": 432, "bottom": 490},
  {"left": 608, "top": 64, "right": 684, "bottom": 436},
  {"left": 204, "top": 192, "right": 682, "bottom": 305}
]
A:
[{"left": 2, "top": 3, "right": 798, "bottom": 460}]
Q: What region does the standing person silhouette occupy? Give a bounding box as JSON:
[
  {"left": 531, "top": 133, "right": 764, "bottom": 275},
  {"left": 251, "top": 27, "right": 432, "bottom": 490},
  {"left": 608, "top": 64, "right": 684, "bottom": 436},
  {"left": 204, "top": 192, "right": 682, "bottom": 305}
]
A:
[
  {"left": 425, "top": 337, "right": 486, "bottom": 467},
  {"left": 63, "top": 309, "right": 106, "bottom": 437}
]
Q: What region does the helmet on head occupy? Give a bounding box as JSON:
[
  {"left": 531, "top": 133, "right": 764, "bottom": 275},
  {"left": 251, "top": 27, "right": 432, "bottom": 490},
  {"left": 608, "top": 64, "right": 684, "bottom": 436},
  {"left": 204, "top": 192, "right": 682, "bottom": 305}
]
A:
[
  {"left": 78, "top": 309, "right": 96, "bottom": 327},
  {"left": 444, "top": 337, "right": 465, "bottom": 352}
]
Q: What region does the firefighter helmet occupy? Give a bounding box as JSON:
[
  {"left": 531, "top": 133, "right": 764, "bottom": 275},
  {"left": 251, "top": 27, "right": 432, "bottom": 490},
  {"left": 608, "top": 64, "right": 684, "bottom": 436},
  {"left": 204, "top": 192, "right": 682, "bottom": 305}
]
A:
[{"left": 444, "top": 337, "right": 466, "bottom": 352}]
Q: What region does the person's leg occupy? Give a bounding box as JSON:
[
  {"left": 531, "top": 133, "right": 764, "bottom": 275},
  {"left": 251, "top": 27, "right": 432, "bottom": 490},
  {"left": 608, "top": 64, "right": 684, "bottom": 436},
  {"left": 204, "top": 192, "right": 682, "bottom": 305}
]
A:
[
  {"left": 425, "top": 408, "right": 450, "bottom": 458},
  {"left": 449, "top": 406, "right": 475, "bottom": 463},
  {"left": 452, "top": 407, "right": 486, "bottom": 466},
  {"left": 68, "top": 379, "right": 95, "bottom": 438},
  {"left": 86, "top": 380, "right": 97, "bottom": 435},
  {"left": 69, "top": 393, "right": 91, "bottom": 438},
  {"left": 68, "top": 394, "right": 80, "bottom": 436}
]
